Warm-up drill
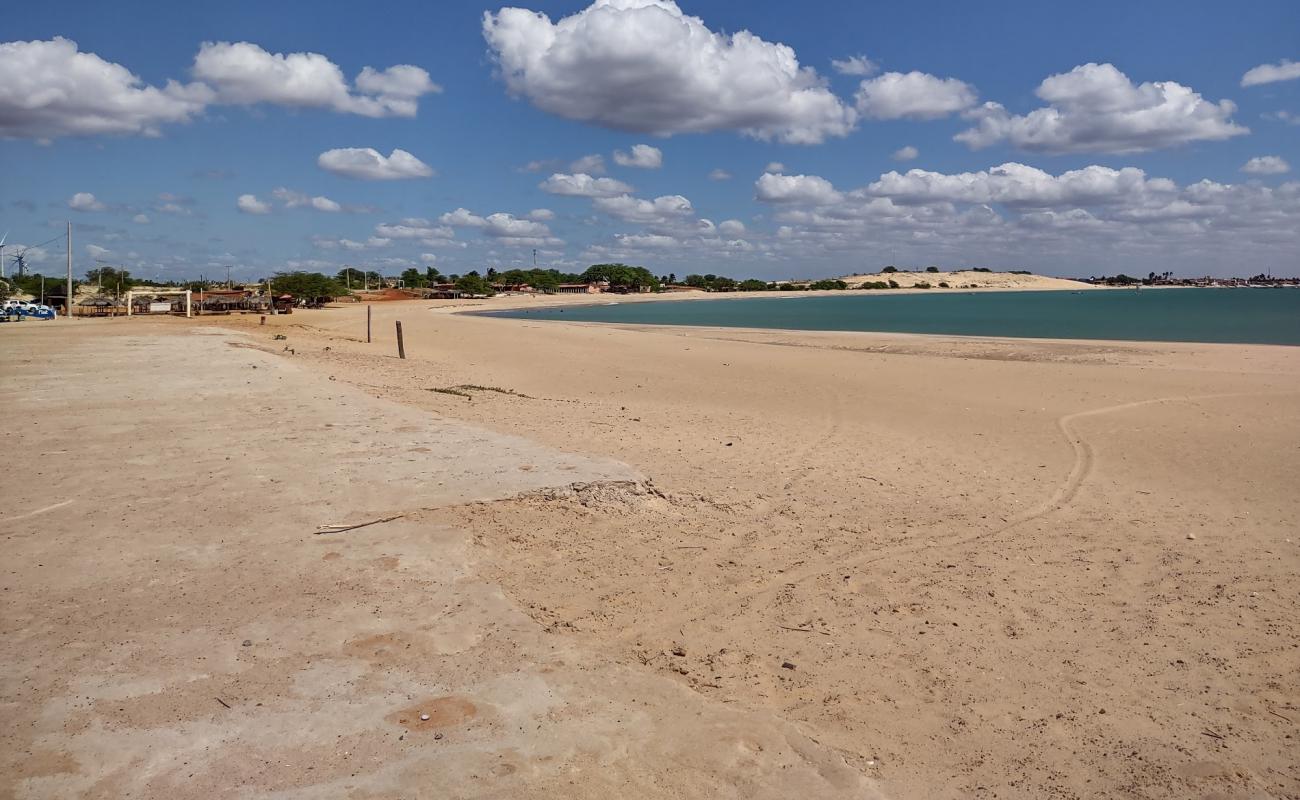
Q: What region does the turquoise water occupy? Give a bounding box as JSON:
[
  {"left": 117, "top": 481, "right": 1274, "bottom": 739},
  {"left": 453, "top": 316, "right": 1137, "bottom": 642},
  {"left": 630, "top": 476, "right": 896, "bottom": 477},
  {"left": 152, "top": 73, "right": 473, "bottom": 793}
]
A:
[{"left": 488, "top": 288, "right": 1300, "bottom": 345}]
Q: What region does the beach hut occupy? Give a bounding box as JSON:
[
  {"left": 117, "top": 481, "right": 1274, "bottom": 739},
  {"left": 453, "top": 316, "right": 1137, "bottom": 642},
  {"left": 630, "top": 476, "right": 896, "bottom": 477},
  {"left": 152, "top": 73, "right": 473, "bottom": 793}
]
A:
[{"left": 78, "top": 295, "right": 124, "bottom": 317}]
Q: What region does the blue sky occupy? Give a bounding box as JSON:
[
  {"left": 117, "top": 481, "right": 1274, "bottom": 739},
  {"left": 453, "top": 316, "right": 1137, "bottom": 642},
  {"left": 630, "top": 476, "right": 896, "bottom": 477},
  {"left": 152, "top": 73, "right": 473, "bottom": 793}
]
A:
[{"left": 2, "top": 0, "right": 1298, "bottom": 281}]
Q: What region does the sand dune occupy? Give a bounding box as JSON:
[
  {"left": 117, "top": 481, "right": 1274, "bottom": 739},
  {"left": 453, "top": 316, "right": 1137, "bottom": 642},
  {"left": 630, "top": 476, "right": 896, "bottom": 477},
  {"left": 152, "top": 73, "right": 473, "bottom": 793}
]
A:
[{"left": 837, "top": 269, "right": 1094, "bottom": 290}]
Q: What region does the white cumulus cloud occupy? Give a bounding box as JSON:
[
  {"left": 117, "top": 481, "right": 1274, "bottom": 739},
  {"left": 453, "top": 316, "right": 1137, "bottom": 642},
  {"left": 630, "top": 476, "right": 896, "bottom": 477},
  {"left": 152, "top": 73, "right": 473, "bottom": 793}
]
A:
[
  {"left": 1241, "top": 59, "right": 1300, "bottom": 87},
  {"left": 1241, "top": 155, "right": 1291, "bottom": 175},
  {"left": 956, "top": 63, "right": 1248, "bottom": 154},
  {"left": 192, "top": 42, "right": 440, "bottom": 117},
  {"left": 482, "top": 0, "right": 857, "bottom": 144},
  {"left": 0, "top": 38, "right": 211, "bottom": 139},
  {"left": 570, "top": 153, "right": 606, "bottom": 174},
  {"left": 855, "top": 71, "right": 978, "bottom": 119},
  {"left": 613, "top": 144, "right": 663, "bottom": 168},
  {"left": 592, "top": 194, "right": 694, "bottom": 223},
  {"left": 755, "top": 172, "right": 842, "bottom": 205},
  {"left": 708, "top": 168, "right": 733, "bottom": 181},
  {"left": 439, "top": 208, "right": 562, "bottom": 246},
  {"left": 317, "top": 147, "right": 434, "bottom": 180},
  {"left": 832, "top": 55, "right": 878, "bottom": 77},
  {"left": 867, "top": 162, "right": 1176, "bottom": 207},
  {"left": 373, "top": 218, "right": 457, "bottom": 244},
  {"left": 0, "top": 38, "right": 441, "bottom": 140},
  {"left": 892, "top": 145, "right": 919, "bottom": 161},
  {"left": 272, "top": 187, "right": 342, "bottom": 211},
  {"left": 68, "top": 192, "right": 106, "bottom": 211},
  {"left": 538, "top": 172, "right": 634, "bottom": 197},
  {"left": 237, "top": 194, "right": 272, "bottom": 214}
]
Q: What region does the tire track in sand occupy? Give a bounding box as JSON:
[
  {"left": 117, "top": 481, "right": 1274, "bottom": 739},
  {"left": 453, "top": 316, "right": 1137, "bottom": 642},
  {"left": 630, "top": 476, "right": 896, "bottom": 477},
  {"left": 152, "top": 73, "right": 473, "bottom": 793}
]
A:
[{"left": 628, "top": 388, "right": 1298, "bottom": 638}]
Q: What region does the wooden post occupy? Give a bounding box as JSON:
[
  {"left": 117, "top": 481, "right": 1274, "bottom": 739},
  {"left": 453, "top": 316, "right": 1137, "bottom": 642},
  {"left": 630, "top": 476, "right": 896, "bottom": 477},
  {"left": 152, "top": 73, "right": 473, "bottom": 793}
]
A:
[
  {"left": 66, "top": 221, "right": 73, "bottom": 319},
  {"left": 260, "top": 315, "right": 266, "bottom": 326},
  {"left": 395, "top": 321, "right": 406, "bottom": 359},
  {"left": 366, "top": 305, "right": 372, "bottom": 343}
]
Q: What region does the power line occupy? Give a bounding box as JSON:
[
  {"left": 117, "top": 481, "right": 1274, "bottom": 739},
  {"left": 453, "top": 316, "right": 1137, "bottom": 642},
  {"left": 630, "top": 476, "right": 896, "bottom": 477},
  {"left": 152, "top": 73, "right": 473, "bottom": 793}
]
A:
[{"left": 21, "top": 233, "right": 67, "bottom": 252}]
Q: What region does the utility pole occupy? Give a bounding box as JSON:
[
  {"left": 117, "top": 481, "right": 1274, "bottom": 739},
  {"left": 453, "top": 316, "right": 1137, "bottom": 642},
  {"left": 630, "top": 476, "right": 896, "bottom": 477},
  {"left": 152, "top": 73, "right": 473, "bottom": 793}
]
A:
[
  {"left": 66, "top": 222, "right": 73, "bottom": 319},
  {"left": 225, "top": 264, "right": 232, "bottom": 288}
]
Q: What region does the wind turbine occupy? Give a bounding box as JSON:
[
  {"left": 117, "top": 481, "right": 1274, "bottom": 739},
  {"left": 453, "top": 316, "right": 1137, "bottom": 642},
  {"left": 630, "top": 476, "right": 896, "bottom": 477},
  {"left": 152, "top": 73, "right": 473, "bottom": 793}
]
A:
[{"left": 0, "top": 232, "right": 7, "bottom": 280}]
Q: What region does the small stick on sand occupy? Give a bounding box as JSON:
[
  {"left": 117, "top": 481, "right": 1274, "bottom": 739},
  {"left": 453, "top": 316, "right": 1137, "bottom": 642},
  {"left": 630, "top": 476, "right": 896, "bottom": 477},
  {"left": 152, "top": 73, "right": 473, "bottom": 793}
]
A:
[
  {"left": 315, "top": 514, "right": 405, "bottom": 535},
  {"left": 779, "top": 624, "right": 832, "bottom": 636}
]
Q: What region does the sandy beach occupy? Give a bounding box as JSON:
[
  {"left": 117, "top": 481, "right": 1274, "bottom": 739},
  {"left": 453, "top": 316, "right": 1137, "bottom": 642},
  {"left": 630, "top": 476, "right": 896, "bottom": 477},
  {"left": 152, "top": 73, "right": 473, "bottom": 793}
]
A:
[
  {"left": 234, "top": 298, "right": 1300, "bottom": 797},
  {"left": 4, "top": 299, "right": 1297, "bottom": 799}
]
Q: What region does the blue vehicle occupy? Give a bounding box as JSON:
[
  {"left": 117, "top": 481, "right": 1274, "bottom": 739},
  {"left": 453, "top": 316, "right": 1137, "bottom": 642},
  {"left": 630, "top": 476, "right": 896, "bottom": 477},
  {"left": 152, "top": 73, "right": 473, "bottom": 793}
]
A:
[{"left": 2, "top": 300, "right": 57, "bottom": 321}]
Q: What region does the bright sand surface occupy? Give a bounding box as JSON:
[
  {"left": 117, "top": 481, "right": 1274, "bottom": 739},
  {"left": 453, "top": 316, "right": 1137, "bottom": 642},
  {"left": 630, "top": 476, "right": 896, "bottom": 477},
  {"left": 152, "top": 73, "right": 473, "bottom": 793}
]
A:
[
  {"left": 6, "top": 294, "right": 1297, "bottom": 799},
  {"left": 836, "top": 269, "right": 1096, "bottom": 290},
  {"left": 206, "top": 296, "right": 1299, "bottom": 798}
]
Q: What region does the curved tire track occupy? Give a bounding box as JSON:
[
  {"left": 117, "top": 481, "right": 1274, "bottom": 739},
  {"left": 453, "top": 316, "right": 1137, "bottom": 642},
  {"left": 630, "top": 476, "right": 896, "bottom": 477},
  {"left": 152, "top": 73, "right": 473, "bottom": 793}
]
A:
[{"left": 627, "top": 388, "right": 1297, "bottom": 639}]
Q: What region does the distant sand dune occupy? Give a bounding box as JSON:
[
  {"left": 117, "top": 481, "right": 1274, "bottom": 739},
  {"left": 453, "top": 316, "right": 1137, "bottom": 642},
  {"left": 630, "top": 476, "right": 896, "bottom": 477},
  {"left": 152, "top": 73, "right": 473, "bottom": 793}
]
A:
[{"left": 838, "top": 269, "right": 1094, "bottom": 290}]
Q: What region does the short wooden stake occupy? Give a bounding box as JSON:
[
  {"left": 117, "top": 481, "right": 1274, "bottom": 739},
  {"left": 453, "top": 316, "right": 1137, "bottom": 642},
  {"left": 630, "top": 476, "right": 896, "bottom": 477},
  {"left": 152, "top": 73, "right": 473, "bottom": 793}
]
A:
[
  {"left": 367, "top": 305, "right": 372, "bottom": 343},
  {"left": 395, "top": 320, "right": 406, "bottom": 359},
  {"left": 260, "top": 315, "right": 266, "bottom": 326}
]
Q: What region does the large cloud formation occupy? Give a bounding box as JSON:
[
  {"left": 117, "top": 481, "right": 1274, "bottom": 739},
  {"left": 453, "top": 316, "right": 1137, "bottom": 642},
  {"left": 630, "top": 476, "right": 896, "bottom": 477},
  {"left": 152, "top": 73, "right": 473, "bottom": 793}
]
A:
[
  {"left": 193, "top": 42, "right": 439, "bottom": 118},
  {"left": 0, "top": 38, "right": 211, "bottom": 138},
  {"left": 747, "top": 161, "right": 1300, "bottom": 276},
  {"left": 482, "top": 0, "right": 857, "bottom": 144},
  {"left": 867, "top": 163, "right": 1177, "bottom": 207},
  {"left": 956, "top": 63, "right": 1247, "bottom": 154},
  {"left": 0, "top": 38, "right": 440, "bottom": 140}
]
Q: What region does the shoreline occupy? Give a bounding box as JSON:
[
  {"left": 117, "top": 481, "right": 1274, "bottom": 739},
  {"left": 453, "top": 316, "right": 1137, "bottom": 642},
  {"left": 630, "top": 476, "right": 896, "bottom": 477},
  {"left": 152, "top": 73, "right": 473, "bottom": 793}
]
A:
[{"left": 454, "top": 287, "right": 1300, "bottom": 348}]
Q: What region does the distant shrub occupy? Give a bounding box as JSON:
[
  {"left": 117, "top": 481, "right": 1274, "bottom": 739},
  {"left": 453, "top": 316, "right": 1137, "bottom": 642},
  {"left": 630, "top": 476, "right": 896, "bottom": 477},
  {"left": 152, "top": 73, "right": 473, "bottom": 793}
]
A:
[
  {"left": 859, "top": 281, "right": 890, "bottom": 290},
  {"left": 973, "top": 267, "right": 992, "bottom": 273},
  {"left": 1010, "top": 270, "right": 1031, "bottom": 275},
  {"left": 809, "top": 279, "right": 848, "bottom": 290},
  {"left": 926, "top": 266, "right": 939, "bottom": 273},
  {"left": 915, "top": 281, "right": 932, "bottom": 289},
  {"left": 938, "top": 282, "right": 950, "bottom": 288},
  {"left": 882, "top": 266, "right": 898, "bottom": 273},
  {"left": 888, "top": 279, "right": 900, "bottom": 288}
]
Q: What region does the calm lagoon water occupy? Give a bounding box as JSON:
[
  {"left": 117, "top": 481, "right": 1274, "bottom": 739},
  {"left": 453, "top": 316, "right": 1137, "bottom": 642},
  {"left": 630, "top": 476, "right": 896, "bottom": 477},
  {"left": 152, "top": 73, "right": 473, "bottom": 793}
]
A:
[{"left": 487, "top": 288, "right": 1300, "bottom": 346}]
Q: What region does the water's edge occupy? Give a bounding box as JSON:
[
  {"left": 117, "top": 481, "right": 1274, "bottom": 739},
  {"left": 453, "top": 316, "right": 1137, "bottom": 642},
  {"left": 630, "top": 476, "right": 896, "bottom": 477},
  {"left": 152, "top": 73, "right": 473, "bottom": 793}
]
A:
[{"left": 473, "top": 288, "right": 1300, "bottom": 346}]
